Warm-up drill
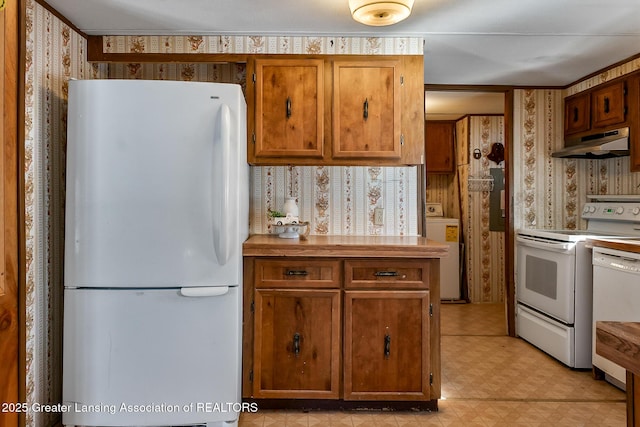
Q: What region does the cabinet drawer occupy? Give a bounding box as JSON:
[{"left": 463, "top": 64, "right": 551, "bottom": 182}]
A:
[
  {"left": 344, "top": 260, "right": 429, "bottom": 289},
  {"left": 255, "top": 258, "right": 341, "bottom": 288}
]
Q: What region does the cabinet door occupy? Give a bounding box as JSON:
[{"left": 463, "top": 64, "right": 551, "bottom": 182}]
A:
[
  {"left": 254, "top": 59, "right": 324, "bottom": 158},
  {"left": 564, "top": 92, "right": 591, "bottom": 135},
  {"left": 344, "top": 290, "right": 430, "bottom": 401},
  {"left": 630, "top": 75, "right": 640, "bottom": 172},
  {"left": 591, "top": 80, "right": 626, "bottom": 129},
  {"left": 425, "top": 121, "right": 455, "bottom": 174},
  {"left": 332, "top": 60, "right": 401, "bottom": 159},
  {"left": 253, "top": 289, "right": 340, "bottom": 399}
]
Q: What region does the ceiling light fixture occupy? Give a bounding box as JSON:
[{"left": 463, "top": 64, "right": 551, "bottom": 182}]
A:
[{"left": 348, "top": 0, "right": 414, "bottom": 26}]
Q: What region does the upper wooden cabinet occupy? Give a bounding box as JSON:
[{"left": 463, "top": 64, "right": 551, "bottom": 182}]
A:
[
  {"left": 564, "top": 92, "right": 591, "bottom": 135},
  {"left": 629, "top": 74, "right": 640, "bottom": 172},
  {"left": 332, "top": 60, "right": 401, "bottom": 159},
  {"left": 425, "top": 121, "right": 455, "bottom": 174},
  {"left": 253, "top": 58, "right": 324, "bottom": 159},
  {"left": 591, "top": 80, "right": 626, "bottom": 128},
  {"left": 564, "top": 78, "right": 627, "bottom": 137},
  {"left": 247, "top": 56, "right": 425, "bottom": 166}
]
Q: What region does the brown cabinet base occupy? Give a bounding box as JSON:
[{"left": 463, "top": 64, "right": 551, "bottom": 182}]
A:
[{"left": 243, "top": 398, "right": 439, "bottom": 412}]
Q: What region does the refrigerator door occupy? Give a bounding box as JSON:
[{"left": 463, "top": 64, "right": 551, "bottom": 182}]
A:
[
  {"left": 62, "top": 287, "right": 241, "bottom": 426},
  {"left": 65, "top": 80, "right": 248, "bottom": 288}
]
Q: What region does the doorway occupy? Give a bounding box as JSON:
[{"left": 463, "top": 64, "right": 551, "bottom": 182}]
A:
[{"left": 424, "top": 88, "right": 515, "bottom": 336}]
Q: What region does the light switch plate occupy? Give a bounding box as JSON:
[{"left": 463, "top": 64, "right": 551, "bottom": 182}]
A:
[{"left": 374, "top": 207, "right": 384, "bottom": 225}]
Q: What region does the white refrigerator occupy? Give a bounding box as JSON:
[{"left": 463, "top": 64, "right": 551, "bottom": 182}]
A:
[{"left": 62, "top": 79, "right": 248, "bottom": 427}]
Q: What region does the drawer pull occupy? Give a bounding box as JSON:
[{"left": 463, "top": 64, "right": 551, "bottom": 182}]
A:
[
  {"left": 285, "top": 270, "right": 309, "bottom": 276},
  {"left": 286, "top": 97, "right": 292, "bottom": 119},
  {"left": 293, "top": 333, "right": 301, "bottom": 357},
  {"left": 384, "top": 334, "right": 391, "bottom": 359},
  {"left": 374, "top": 271, "right": 399, "bottom": 277}
]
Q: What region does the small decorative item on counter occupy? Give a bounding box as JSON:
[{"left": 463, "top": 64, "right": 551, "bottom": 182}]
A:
[
  {"left": 283, "top": 197, "right": 299, "bottom": 217},
  {"left": 267, "top": 209, "right": 299, "bottom": 226},
  {"left": 267, "top": 207, "right": 309, "bottom": 239}
]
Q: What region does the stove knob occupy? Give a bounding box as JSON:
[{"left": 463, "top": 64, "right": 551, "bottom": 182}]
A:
[
  {"left": 615, "top": 207, "right": 625, "bottom": 215},
  {"left": 589, "top": 206, "right": 597, "bottom": 213},
  {"left": 632, "top": 207, "right": 640, "bottom": 216},
  {"left": 583, "top": 206, "right": 590, "bottom": 214}
]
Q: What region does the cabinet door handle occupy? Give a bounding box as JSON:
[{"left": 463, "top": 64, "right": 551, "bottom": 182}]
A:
[
  {"left": 285, "top": 270, "right": 308, "bottom": 276},
  {"left": 573, "top": 107, "right": 579, "bottom": 122},
  {"left": 374, "top": 271, "right": 399, "bottom": 277},
  {"left": 604, "top": 97, "right": 610, "bottom": 114},
  {"left": 293, "top": 333, "right": 301, "bottom": 357},
  {"left": 384, "top": 334, "right": 391, "bottom": 359},
  {"left": 286, "top": 97, "right": 292, "bottom": 119},
  {"left": 363, "top": 98, "right": 369, "bottom": 120}
]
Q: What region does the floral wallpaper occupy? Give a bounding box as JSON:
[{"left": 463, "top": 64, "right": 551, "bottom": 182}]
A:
[
  {"left": 23, "top": 1, "right": 106, "bottom": 426},
  {"left": 251, "top": 166, "right": 419, "bottom": 236},
  {"left": 512, "top": 87, "right": 640, "bottom": 233},
  {"left": 427, "top": 116, "right": 505, "bottom": 303},
  {"left": 102, "top": 35, "right": 423, "bottom": 56}
]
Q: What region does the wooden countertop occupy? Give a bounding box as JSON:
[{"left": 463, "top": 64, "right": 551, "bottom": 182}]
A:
[
  {"left": 242, "top": 234, "right": 449, "bottom": 258},
  {"left": 596, "top": 321, "right": 640, "bottom": 377},
  {"left": 588, "top": 238, "right": 640, "bottom": 255}
]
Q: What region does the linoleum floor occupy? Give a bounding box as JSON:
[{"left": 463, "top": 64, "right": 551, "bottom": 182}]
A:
[{"left": 239, "top": 303, "right": 626, "bottom": 426}]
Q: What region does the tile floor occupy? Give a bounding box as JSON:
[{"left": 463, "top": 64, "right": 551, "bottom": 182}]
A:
[{"left": 239, "top": 303, "right": 627, "bottom": 426}]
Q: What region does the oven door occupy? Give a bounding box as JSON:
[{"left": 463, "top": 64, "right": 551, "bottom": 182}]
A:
[{"left": 516, "top": 235, "right": 576, "bottom": 324}]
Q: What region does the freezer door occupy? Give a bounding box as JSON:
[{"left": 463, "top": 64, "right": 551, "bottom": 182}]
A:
[
  {"left": 65, "top": 80, "right": 249, "bottom": 288},
  {"left": 62, "top": 287, "right": 241, "bottom": 426}
]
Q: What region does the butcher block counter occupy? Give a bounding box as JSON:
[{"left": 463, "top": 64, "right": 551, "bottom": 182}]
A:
[
  {"left": 242, "top": 235, "right": 448, "bottom": 411},
  {"left": 596, "top": 322, "right": 640, "bottom": 427},
  {"left": 589, "top": 238, "right": 640, "bottom": 254}
]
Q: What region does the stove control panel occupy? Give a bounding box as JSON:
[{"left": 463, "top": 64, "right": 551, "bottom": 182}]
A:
[{"left": 582, "top": 203, "right": 640, "bottom": 221}]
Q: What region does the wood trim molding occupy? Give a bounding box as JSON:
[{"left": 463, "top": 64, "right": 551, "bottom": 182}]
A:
[{"left": 1, "top": 1, "right": 22, "bottom": 426}]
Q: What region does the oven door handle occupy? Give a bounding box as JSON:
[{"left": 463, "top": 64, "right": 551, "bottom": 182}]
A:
[{"left": 516, "top": 236, "right": 576, "bottom": 253}]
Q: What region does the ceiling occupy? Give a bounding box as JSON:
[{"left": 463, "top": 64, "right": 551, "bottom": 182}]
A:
[
  {"left": 425, "top": 91, "right": 504, "bottom": 121},
  {"left": 45, "top": 0, "right": 640, "bottom": 116}
]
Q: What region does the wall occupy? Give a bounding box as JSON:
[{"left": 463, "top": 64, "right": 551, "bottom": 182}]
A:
[
  {"left": 427, "top": 116, "right": 505, "bottom": 303},
  {"left": 461, "top": 116, "right": 506, "bottom": 303},
  {"left": 23, "top": 1, "right": 107, "bottom": 425},
  {"left": 512, "top": 82, "right": 640, "bottom": 232}
]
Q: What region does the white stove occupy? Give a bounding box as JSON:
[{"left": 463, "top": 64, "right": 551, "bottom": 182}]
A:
[{"left": 515, "top": 195, "right": 640, "bottom": 369}]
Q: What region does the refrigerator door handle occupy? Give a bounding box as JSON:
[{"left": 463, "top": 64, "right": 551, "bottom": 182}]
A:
[
  {"left": 179, "top": 286, "right": 230, "bottom": 297},
  {"left": 212, "top": 103, "right": 234, "bottom": 266}
]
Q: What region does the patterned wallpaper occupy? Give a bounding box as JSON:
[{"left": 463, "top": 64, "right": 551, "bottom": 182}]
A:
[
  {"left": 23, "top": 1, "right": 106, "bottom": 426},
  {"left": 102, "top": 35, "right": 424, "bottom": 55},
  {"left": 512, "top": 88, "right": 640, "bottom": 233},
  {"left": 427, "top": 116, "right": 506, "bottom": 303},
  {"left": 463, "top": 117, "right": 506, "bottom": 303},
  {"left": 251, "top": 166, "right": 419, "bottom": 236}
]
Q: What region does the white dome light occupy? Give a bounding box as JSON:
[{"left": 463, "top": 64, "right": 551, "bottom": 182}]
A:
[{"left": 348, "top": 0, "right": 415, "bottom": 26}]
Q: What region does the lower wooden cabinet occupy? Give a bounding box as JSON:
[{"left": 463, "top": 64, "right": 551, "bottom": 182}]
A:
[
  {"left": 243, "top": 254, "right": 441, "bottom": 407},
  {"left": 344, "top": 290, "right": 430, "bottom": 401},
  {"left": 253, "top": 289, "right": 341, "bottom": 399}
]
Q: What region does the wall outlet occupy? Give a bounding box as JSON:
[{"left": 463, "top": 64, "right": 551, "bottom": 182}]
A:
[{"left": 374, "top": 207, "right": 384, "bottom": 225}]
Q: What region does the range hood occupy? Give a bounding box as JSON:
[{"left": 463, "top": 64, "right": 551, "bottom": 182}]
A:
[{"left": 551, "top": 127, "right": 629, "bottom": 159}]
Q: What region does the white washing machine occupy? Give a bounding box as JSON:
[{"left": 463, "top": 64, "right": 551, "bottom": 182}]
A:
[{"left": 425, "top": 203, "right": 461, "bottom": 300}]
